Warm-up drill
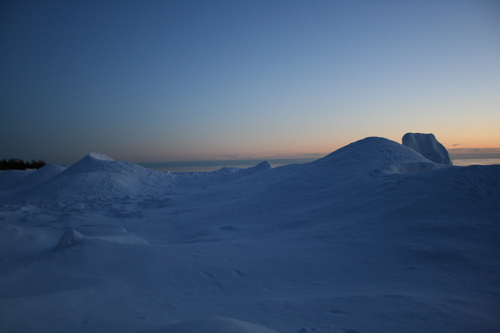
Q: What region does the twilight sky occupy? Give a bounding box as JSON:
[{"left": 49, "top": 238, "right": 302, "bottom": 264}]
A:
[{"left": 1, "top": 0, "right": 499, "bottom": 165}]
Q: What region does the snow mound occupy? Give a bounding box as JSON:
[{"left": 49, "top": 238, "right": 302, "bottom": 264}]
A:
[
  {"left": 159, "top": 317, "right": 280, "bottom": 333},
  {"left": 61, "top": 152, "right": 117, "bottom": 175},
  {"left": 250, "top": 160, "right": 272, "bottom": 172},
  {"left": 312, "top": 136, "right": 444, "bottom": 174},
  {"left": 402, "top": 133, "right": 452, "bottom": 164},
  {"left": 236, "top": 160, "right": 272, "bottom": 178},
  {"left": 14, "top": 164, "right": 67, "bottom": 188},
  {"left": 16, "top": 152, "right": 173, "bottom": 202},
  {"left": 54, "top": 229, "right": 85, "bottom": 250}
]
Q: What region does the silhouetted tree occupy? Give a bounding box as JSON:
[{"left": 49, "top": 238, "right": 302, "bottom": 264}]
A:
[
  {"left": 29, "top": 159, "right": 46, "bottom": 169},
  {"left": 0, "top": 158, "right": 46, "bottom": 170}
]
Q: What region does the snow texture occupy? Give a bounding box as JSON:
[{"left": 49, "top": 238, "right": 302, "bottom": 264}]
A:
[
  {"left": 13, "top": 163, "right": 67, "bottom": 189},
  {"left": 0, "top": 135, "right": 499, "bottom": 333},
  {"left": 54, "top": 228, "right": 85, "bottom": 250},
  {"left": 402, "top": 132, "right": 452, "bottom": 164},
  {"left": 155, "top": 317, "right": 280, "bottom": 333}
]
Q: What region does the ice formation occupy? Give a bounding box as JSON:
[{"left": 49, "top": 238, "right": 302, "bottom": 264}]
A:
[{"left": 402, "top": 132, "right": 452, "bottom": 164}]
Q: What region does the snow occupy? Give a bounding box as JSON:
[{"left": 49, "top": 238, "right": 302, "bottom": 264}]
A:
[
  {"left": 0, "top": 135, "right": 499, "bottom": 333},
  {"left": 54, "top": 228, "right": 86, "bottom": 250},
  {"left": 402, "top": 132, "right": 452, "bottom": 164},
  {"left": 158, "top": 317, "right": 280, "bottom": 333},
  {"left": 7, "top": 152, "right": 174, "bottom": 203},
  {"left": 0, "top": 169, "right": 35, "bottom": 188},
  {"left": 87, "top": 152, "right": 115, "bottom": 161},
  {"left": 13, "top": 164, "right": 67, "bottom": 189}
]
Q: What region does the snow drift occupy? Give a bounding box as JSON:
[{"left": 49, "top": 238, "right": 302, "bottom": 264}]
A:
[{"left": 0, "top": 135, "right": 499, "bottom": 333}]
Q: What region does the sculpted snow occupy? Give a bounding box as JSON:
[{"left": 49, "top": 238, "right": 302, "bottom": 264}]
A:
[{"left": 402, "top": 133, "right": 452, "bottom": 164}]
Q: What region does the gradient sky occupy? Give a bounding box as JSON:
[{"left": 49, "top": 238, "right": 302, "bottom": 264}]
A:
[{"left": 1, "top": 0, "right": 499, "bottom": 165}]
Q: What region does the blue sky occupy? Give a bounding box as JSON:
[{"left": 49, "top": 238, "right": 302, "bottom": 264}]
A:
[{"left": 1, "top": 0, "right": 499, "bottom": 165}]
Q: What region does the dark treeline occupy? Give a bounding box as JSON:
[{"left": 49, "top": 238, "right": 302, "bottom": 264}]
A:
[{"left": 0, "top": 159, "right": 46, "bottom": 170}]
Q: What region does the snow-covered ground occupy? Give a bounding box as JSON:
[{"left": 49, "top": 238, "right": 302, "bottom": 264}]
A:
[{"left": 1, "top": 136, "right": 499, "bottom": 333}]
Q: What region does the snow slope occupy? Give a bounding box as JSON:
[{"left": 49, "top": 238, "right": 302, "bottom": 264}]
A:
[
  {"left": 0, "top": 136, "right": 499, "bottom": 333},
  {"left": 13, "top": 163, "right": 67, "bottom": 189},
  {"left": 7, "top": 152, "right": 175, "bottom": 203},
  {"left": 0, "top": 169, "right": 35, "bottom": 188}
]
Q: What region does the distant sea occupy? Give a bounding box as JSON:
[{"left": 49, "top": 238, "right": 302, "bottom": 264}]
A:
[
  {"left": 451, "top": 158, "right": 500, "bottom": 167},
  {"left": 140, "top": 157, "right": 500, "bottom": 173},
  {"left": 139, "top": 158, "right": 318, "bottom": 173}
]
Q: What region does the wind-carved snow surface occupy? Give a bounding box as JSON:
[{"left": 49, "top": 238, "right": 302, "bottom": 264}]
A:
[
  {"left": 0, "top": 136, "right": 499, "bottom": 333},
  {"left": 158, "top": 317, "right": 280, "bottom": 333},
  {"left": 402, "top": 132, "right": 452, "bottom": 164}
]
